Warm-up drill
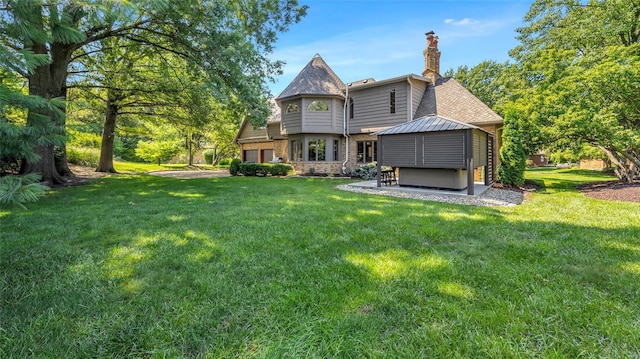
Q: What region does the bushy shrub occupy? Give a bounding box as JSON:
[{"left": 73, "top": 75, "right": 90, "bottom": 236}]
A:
[
  {"left": 351, "top": 162, "right": 378, "bottom": 180},
  {"left": 497, "top": 110, "right": 526, "bottom": 187},
  {"left": 67, "top": 146, "right": 100, "bottom": 167},
  {"left": 229, "top": 158, "right": 242, "bottom": 176},
  {"left": 218, "top": 158, "right": 232, "bottom": 166},
  {"left": 267, "top": 163, "right": 293, "bottom": 176},
  {"left": 203, "top": 149, "right": 214, "bottom": 165},
  {"left": 0, "top": 173, "right": 49, "bottom": 209},
  {"left": 235, "top": 162, "right": 292, "bottom": 176},
  {"left": 135, "top": 140, "right": 181, "bottom": 165},
  {"left": 239, "top": 162, "right": 264, "bottom": 176}
]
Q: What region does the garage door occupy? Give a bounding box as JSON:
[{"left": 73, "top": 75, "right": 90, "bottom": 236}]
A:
[
  {"left": 243, "top": 150, "right": 258, "bottom": 162},
  {"left": 262, "top": 149, "right": 274, "bottom": 163}
]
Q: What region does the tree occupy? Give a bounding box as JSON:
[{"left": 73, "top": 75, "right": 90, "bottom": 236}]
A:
[
  {"left": 497, "top": 108, "right": 526, "bottom": 186},
  {"left": 509, "top": 0, "right": 640, "bottom": 182},
  {"left": 443, "top": 60, "right": 515, "bottom": 113},
  {"left": 0, "top": 1, "right": 307, "bottom": 184}
]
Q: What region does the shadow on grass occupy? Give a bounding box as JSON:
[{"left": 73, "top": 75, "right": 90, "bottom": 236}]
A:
[{"left": 1, "top": 175, "right": 639, "bottom": 357}]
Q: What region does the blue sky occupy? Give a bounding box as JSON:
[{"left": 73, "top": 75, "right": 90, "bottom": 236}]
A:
[{"left": 267, "top": 0, "right": 533, "bottom": 96}]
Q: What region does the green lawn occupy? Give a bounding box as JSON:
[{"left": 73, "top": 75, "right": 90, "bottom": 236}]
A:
[
  {"left": 113, "top": 160, "right": 216, "bottom": 173},
  {"left": 1, "top": 169, "right": 639, "bottom": 358}
]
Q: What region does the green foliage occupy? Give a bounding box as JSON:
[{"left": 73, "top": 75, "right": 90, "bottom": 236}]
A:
[
  {"left": 67, "top": 129, "right": 101, "bottom": 148},
  {"left": 0, "top": 173, "right": 49, "bottom": 209},
  {"left": 229, "top": 158, "right": 242, "bottom": 176},
  {"left": 66, "top": 146, "right": 100, "bottom": 168},
  {"left": 351, "top": 162, "right": 378, "bottom": 180},
  {"left": 236, "top": 162, "right": 292, "bottom": 176},
  {"left": 443, "top": 60, "right": 516, "bottom": 114},
  {"left": 238, "top": 162, "right": 265, "bottom": 176},
  {"left": 498, "top": 110, "right": 526, "bottom": 186},
  {"left": 218, "top": 158, "right": 232, "bottom": 166},
  {"left": 0, "top": 82, "right": 65, "bottom": 173},
  {"left": 506, "top": 0, "right": 640, "bottom": 182},
  {"left": 203, "top": 149, "right": 214, "bottom": 165},
  {"left": 135, "top": 140, "right": 181, "bottom": 165}
]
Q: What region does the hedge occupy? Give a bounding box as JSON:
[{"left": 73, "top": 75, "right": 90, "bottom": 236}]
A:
[{"left": 238, "top": 162, "right": 292, "bottom": 176}]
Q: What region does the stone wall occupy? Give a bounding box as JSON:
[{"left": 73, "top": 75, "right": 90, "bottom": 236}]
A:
[
  {"left": 273, "top": 139, "right": 288, "bottom": 162},
  {"left": 289, "top": 161, "right": 343, "bottom": 174}
]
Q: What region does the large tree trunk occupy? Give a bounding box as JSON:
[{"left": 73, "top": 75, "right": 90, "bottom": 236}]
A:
[
  {"left": 21, "top": 44, "right": 67, "bottom": 184},
  {"left": 599, "top": 145, "right": 639, "bottom": 183},
  {"left": 96, "top": 90, "right": 119, "bottom": 173},
  {"left": 21, "top": 37, "right": 75, "bottom": 184}
]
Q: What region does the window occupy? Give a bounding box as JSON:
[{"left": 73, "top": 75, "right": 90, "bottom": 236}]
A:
[
  {"left": 290, "top": 139, "right": 303, "bottom": 161},
  {"left": 349, "top": 98, "right": 354, "bottom": 119},
  {"left": 286, "top": 103, "right": 299, "bottom": 113},
  {"left": 307, "top": 100, "right": 329, "bottom": 111},
  {"left": 389, "top": 89, "right": 396, "bottom": 114},
  {"left": 308, "top": 138, "right": 326, "bottom": 161},
  {"left": 356, "top": 141, "right": 377, "bottom": 163},
  {"left": 333, "top": 139, "right": 340, "bottom": 161}
]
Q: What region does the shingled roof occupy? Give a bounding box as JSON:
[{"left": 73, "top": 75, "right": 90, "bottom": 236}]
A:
[
  {"left": 414, "top": 77, "right": 503, "bottom": 125},
  {"left": 276, "top": 54, "right": 345, "bottom": 100},
  {"left": 376, "top": 115, "right": 485, "bottom": 136}
]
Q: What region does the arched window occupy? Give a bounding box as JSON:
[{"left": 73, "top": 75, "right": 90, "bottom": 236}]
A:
[
  {"left": 349, "top": 98, "right": 354, "bottom": 119},
  {"left": 307, "top": 100, "right": 329, "bottom": 112},
  {"left": 286, "top": 103, "right": 299, "bottom": 113}
]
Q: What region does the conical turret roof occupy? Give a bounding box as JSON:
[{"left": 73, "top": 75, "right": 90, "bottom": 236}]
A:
[{"left": 276, "top": 54, "right": 345, "bottom": 100}]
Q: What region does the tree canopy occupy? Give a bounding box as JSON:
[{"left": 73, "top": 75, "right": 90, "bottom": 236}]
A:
[
  {"left": 0, "top": 0, "right": 306, "bottom": 183},
  {"left": 509, "top": 0, "right": 640, "bottom": 181}
]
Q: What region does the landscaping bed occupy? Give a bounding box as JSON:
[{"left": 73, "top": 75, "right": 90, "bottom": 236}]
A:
[{"left": 577, "top": 180, "right": 640, "bottom": 203}]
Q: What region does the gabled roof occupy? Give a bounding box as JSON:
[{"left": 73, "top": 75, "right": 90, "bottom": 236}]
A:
[
  {"left": 376, "top": 115, "right": 485, "bottom": 136},
  {"left": 414, "top": 77, "right": 503, "bottom": 125},
  {"left": 234, "top": 99, "right": 280, "bottom": 144},
  {"left": 276, "top": 54, "right": 345, "bottom": 100}
]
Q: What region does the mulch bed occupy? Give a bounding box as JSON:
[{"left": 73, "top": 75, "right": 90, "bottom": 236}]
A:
[
  {"left": 577, "top": 180, "right": 640, "bottom": 203},
  {"left": 492, "top": 179, "right": 542, "bottom": 193}
]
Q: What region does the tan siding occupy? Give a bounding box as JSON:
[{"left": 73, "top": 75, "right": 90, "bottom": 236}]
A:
[
  {"left": 267, "top": 122, "right": 284, "bottom": 139},
  {"left": 333, "top": 98, "right": 345, "bottom": 132},
  {"left": 349, "top": 81, "right": 408, "bottom": 133},
  {"left": 302, "top": 98, "right": 333, "bottom": 133},
  {"left": 281, "top": 99, "right": 302, "bottom": 134},
  {"left": 237, "top": 122, "right": 267, "bottom": 141},
  {"left": 411, "top": 79, "right": 427, "bottom": 118}
]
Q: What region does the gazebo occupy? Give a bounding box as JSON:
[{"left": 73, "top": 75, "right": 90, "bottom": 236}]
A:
[{"left": 375, "top": 115, "right": 495, "bottom": 195}]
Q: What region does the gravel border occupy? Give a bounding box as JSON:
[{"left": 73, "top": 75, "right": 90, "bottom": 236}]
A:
[{"left": 336, "top": 184, "right": 524, "bottom": 207}]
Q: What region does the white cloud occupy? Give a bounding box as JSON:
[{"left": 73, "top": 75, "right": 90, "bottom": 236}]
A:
[{"left": 444, "top": 18, "right": 480, "bottom": 26}]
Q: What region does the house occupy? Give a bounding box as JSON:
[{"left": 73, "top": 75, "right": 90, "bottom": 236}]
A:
[{"left": 235, "top": 32, "right": 503, "bottom": 189}]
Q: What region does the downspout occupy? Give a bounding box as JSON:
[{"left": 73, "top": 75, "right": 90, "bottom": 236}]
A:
[{"left": 342, "top": 83, "right": 351, "bottom": 174}]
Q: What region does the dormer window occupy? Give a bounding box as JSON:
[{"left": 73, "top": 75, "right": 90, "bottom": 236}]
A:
[
  {"left": 307, "top": 100, "right": 329, "bottom": 112},
  {"left": 286, "top": 103, "right": 299, "bottom": 113},
  {"left": 389, "top": 89, "right": 396, "bottom": 114}
]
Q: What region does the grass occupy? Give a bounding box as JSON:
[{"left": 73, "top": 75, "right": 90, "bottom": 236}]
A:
[
  {"left": 1, "top": 169, "right": 639, "bottom": 358},
  {"left": 114, "top": 161, "right": 215, "bottom": 173}
]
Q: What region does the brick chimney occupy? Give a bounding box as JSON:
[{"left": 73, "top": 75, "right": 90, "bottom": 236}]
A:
[{"left": 421, "top": 31, "right": 441, "bottom": 83}]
